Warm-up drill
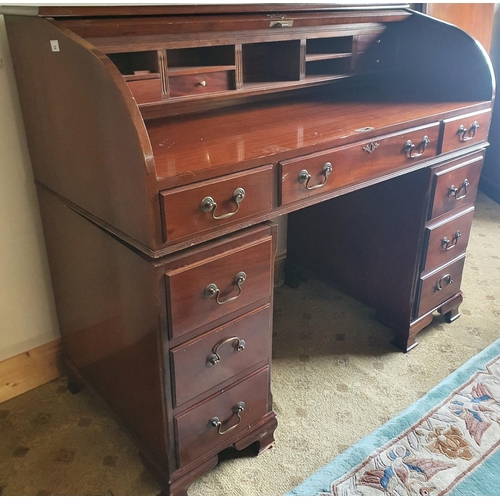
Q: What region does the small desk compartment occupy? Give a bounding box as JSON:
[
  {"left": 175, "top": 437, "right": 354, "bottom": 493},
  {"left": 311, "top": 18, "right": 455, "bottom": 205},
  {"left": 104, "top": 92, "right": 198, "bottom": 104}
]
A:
[
  {"left": 167, "top": 45, "right": 236, "bottom": 97},
  {"left": 305, "top": 36, "right": 353, "bottom": 76},
  {"left": 108, "top": 51, "right": 162, "bottom": 104}
]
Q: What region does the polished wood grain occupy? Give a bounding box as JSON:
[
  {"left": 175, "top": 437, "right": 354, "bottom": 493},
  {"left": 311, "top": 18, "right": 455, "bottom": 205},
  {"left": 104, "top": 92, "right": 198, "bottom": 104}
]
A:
[
  {"left": 171, "top": 305, "right": 271, "bottom": 407},
  {"left": 280, "top": 122, "right": 439, "bottom": 205},
  {"left": 160, "top": 165, "right": 273, "bottom": 243},
  {"left": 174, "top": 367, "right": 270, "bottom": 468},
  {"left": 441, "top": 109, "right": 492, "bottom": 155},
  {"left": 429, "top": 155, "right": 483, "bottom": 220},
  {"left": 37, "top": 4, "right": 410, "bottom": 18},
  {"left": 51, "top": 9, "right": 409, "bottom": 40},
  {"left": 165, "top": 235, "right": 273, "bottom": 339},
  {"left": 4, "top": 16, "right": 162, "bottom": 250},
  {"left": 3, "top": 4, "right": 496, "bottom": 495},
  {"left": 422, "top": 206, "right": 475, "bottom": 274},
  {"left": 417, "top": 255, "right": 466, "bottom": 317},
  {"left": 36, "top": 187, "right": 172, "bottom": 470},
  {"left": 148, "top": 100, "right": 485, "bottom": 189}
]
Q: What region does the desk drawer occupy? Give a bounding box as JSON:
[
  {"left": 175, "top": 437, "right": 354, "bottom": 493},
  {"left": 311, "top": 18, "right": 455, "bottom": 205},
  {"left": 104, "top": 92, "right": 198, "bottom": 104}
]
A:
[
  {"left": 169, "top": 70, "right": 232, "bottom": 98},
  {"left": 429, "top": 155, "right": 483, "bottom": 220},
  {"left": 279, "top": 123, "right": 439, "bottom": 205},
  {"left": 422, "top": 207, "right": 474, "bottom": 274},
  {"left": 160, "top": 165, "right": 273, "bottom": 242},
  {"left": 441, "top": 109, "right": 491, "bottom": 154},
  {"left": 171, "top": 305, "right": 271, "bottom": 407},
  {"left": 417, "top": 256, "right": 465, "bottom": 317},
  {"left": 166, "top": 235, "right": 273, "bottom": 339},
  {"left": 175, "top": 366, "right": 269, "bottom": 467},
  {"left": 126, "top": 77, "right": 162, "bottom": 104}
]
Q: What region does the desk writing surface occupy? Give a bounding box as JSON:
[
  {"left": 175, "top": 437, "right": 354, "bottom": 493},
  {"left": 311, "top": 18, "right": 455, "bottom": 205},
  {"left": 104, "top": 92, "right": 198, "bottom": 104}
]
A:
[{"left": 147, "top": 99, "right": 487, "bottom": 188}]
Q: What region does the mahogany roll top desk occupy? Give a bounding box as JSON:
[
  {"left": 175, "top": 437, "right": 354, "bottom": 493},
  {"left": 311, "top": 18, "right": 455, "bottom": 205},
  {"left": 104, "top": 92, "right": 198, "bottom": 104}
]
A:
[{"left": 3, "top": 3, "right": 495, "bottom": 495}]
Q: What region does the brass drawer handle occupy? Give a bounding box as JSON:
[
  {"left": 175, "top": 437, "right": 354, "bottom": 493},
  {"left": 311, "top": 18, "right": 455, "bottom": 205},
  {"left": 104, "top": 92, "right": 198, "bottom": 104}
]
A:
[
  {"left": 448, "top": 179, "right": 470, "bottom": 200},
  {"left": 298, "top": 162, "right": 332, "bottom": 190},
  {"left": 436, "top": 273, "right": 453, "bottom": 291},
  {"left": 404, "top": 135, "right": 430, "bottom": 159},
  {"left": 207, "top": 336, "right": 246, "bottom": 366},
  {"left": 199, "top": 80, "right": 207, "bottom": 87},
  {"left": 209, "top": 402, "right": 245, "bottom": 435},
  {"left": 204, "top": 271, "right": 246, "bottom": 305},
  {"left": 201, "top": 188, "right": 245, "bottom": 220},
  {"left": 441, "top": 230, "right": 462, "bottom": 251},
  {"left": 457, "top": 121, "right": 479, "bottom": 142}
]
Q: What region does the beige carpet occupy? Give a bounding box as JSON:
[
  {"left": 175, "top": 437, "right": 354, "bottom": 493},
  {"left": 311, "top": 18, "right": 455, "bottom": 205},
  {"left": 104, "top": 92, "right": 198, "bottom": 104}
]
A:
[{"left": 1, "top": 191, "right": 499, "bottom": 496}]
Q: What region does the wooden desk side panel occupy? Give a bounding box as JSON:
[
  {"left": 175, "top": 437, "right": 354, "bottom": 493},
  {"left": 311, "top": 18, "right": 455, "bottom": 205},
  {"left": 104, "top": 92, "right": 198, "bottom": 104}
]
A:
[
  {"left": 359, "top": 12, "right": 495, "bottom": 103},
  {"left": 4, "top": 15, "right": 161, "bottom": 250},
  {"left": 36, "top": 187, "right": 171, "bottom": 470}
]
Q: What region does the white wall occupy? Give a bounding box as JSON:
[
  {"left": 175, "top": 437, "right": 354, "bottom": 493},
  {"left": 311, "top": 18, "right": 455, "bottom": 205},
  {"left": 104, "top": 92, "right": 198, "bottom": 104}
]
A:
[{"left": 0, "top": 15, "right": 60, "bottom": 361}]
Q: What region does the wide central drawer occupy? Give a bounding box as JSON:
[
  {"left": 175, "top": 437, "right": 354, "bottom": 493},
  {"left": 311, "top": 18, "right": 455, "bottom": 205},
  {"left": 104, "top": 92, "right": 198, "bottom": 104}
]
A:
[
  {"left": 175, "top": 366, "right": 269, "bottom": 468},
  {"left": 165, "top": 235, "right": 273, "bottom": 339},
  {"left": 279, "top": 122, "right": 440, "bottom": 205},
  {"left": 170, "top": 305, "right": 271, "bottom": 407}
]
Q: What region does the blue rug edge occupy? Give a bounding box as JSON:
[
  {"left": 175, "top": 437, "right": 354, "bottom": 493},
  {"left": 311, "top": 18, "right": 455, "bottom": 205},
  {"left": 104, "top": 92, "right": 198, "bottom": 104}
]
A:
[{"left": 285, "top": 338, "right": 500, "bottom": 496}]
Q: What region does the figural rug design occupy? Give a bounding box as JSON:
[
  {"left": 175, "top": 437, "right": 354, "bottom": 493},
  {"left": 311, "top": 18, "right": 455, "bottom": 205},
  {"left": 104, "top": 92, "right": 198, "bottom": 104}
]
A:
[{"left": 287, "top": 338, "right": 500, "bottom": 496}]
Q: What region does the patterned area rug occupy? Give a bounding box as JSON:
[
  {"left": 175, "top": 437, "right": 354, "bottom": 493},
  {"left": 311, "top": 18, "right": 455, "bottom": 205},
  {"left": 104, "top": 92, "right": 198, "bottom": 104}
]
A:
[{"left": 287, "top": 338, "right": 500, "bottom": 496}]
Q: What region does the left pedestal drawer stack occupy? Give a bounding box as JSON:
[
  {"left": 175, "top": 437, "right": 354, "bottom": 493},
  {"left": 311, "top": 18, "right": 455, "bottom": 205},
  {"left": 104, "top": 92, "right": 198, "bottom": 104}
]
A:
[{"left": 37, "top": 187, "right": 277, "bottom": 495}]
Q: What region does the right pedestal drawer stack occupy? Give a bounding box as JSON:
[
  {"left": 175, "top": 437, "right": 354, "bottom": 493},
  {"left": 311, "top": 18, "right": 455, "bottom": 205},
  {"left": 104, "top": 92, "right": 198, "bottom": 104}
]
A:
[{"left": 416, "top": 152, "right": 484, "bottom": 320}]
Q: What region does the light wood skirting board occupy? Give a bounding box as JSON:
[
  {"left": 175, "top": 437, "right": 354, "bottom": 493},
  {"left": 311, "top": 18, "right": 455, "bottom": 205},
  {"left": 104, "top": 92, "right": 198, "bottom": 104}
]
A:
[{"left": 0, "top": 339, "right": 64, "bottom": 404}]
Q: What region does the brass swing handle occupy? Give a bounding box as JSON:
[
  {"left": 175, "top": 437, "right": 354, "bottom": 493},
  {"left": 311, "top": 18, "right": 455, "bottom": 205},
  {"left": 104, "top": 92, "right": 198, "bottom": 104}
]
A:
[
  {"left": 436, "top": 273, "right": 453, "bottom": 291},
  {"left": 201, "top": 188, "right": 245, "bottom": 220},
  {"left": 457, "top": 121, "right": 479, "bottom": 142},
  {"left": 448, "top": 179, "right": 470, "bottom": 200},
  {"left": 404, "top": 135, "right": 430, "bottom": 159},
  {"left": 298, "top": 162, "right": 332, "bottom": 190},
  {"left": 441, "top": 230, "right": 462, "bottom": 251},
  {"left": 204, "top": 271, "right": 246, "bottom": 305},
  {"left": 209, "top": 402, "right": 245, "bottom": 435},
  {"left": 207, "top": 336, "right": 246, "bottom": 366}
]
